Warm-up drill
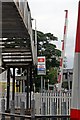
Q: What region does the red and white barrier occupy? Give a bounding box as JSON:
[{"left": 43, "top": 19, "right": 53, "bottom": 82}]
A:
[
  {"left": 58, "top": 10, "right": 68, "bottom": 90},
  {"left": 70, "top": 1, "right": 80, "bottom": 120}
]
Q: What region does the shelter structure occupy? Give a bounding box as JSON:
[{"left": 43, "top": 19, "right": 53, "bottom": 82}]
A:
[{"left": 0, "top": 0, "right": 37, "bottom": 111}]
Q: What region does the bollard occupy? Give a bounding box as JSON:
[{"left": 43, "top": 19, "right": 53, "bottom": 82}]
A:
[
  {"left": 31, "top": 99, "right": 35, "bottom": 120},
  {"left": 10, "top": 100, "right": 15, "bottom": 120},
  {"left": 1, "top": 99, "right": 5, "bottom": 120},
  {"left": 20, "top": 101, "right": 25, "bottom": 120},
  {"left": 62, "top": 102, "right": 67, "bottom": 120},
  {"left": 41, "top": 102, "right": 46, "bottom": 120},
  {"left": 51, "top": 102, "right": 57, "bottom": 120}
]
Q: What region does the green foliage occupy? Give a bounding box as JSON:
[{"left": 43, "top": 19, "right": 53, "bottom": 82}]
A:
[
  {"left": 33, "top": 30, "right": 61, "bottom": 91},
  {"left": 48, "top": 67, "right": 58, "bottom": 84},
  {"left": 36, "top": 30, "right": 61, "bottom": 69}
]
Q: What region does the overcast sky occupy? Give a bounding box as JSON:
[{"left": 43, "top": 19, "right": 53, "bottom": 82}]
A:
[{"left": 28, "top": 0, "right": 79, "bottom": 69}]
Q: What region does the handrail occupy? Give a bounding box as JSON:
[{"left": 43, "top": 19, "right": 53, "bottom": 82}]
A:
[{"left": 0, "top": 112, "right": 70, "bottom": 119}]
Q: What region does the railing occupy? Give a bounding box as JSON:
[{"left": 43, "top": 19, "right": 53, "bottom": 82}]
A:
[
  {"left": 0, "top": 113, "right": 70, "bottom": 120},
  {"left": 0, "top": 91, "right": 71, "bottom": 115},
  {"left": 0, "top": 91, "right": 71, "bottom": 119},
  {"left": 35, "top": 91, "right": 72, "bottom": 115}
]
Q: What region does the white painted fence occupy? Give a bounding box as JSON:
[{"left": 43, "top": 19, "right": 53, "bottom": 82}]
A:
[
  {"left": 0, "top": 91, "right": 71, "bottom": 116},
  {"left": 34, "top": 91, "right": 72, "bottom": 115}
]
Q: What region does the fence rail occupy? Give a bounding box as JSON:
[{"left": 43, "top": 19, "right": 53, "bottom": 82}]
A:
[
  {"left": 0, "top": 112, "right": 70, "bottom": 120},
  {"left": 35, "top": 91, "right": 72, "bottom": 115},
  {"left": 0, "top": 91, "right": 72, "bottom": 119}
]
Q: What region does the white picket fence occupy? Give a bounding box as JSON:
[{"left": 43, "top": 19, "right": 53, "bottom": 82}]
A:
[
  {"left": 0, "top": 91, "right": 72, "bottom": 116},
  {"left": 34, "top": 91, "right": 72, "bottom": 115}
]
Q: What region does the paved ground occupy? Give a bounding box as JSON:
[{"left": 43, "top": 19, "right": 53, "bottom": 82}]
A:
[{"left": 1, "top": 116, "right": 31, "bottom": 120}]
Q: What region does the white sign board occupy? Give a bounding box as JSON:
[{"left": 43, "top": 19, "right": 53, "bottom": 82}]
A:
[{"left": 37, "top": 56, "right": 46, "bottom": 75}]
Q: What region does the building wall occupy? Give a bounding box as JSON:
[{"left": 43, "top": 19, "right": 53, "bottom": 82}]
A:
[
  {"left": 63, "top": 68, "right": 73, "bottom": 82},
  {"left": 62, "top": 68, "right": 73, "bottom": 90}
]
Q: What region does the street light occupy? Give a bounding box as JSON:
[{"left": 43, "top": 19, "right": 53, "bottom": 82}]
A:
[
  {"left": 31, "top": 18, "right": 37, "bottom": 95},
  {"left": 31, "top": 18, "right": 37, "bottom": 65}
]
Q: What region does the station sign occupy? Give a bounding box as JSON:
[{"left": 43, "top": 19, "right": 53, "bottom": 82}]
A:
[
  {"left": 37, "top": 56, "right": 46, "bottom": 75},
  {"left": 37, "top": 65, "right": 45, "bottom": 71}
]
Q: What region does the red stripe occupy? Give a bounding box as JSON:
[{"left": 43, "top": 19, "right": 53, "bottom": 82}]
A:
[
  {"left": 58, "top": 74, "right": 61, "bottom": 83},
  {"left": 62, "top": 41, "right": 64, "bottom": 50},
  {"left": 75, "top": 1, "right": 80, "bottom": 52},
  {"left": 70, "top": 109, "right": 80, "bottom": 119},
  {"left": 60, "top": 58, "right": 63, "bottom": 66},
  {"left": 64, "top": 25, "right": 66, "bottom": 35}
]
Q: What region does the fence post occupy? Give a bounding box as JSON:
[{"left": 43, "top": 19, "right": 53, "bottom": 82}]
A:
[
  {"left": 10, "top": 100, "right": 15, "bottom": 120},
  {"left": 51, "top": 102, "right": 57, "bottom": 120},
  {"left": 62, "top": 102, "right": 67, "bottom": 120},
  {"left": 41, "top": 102, "right": 46, "bottom": 120},
  {"left": 41, "top": 102, "right": 46, "bottom": 115},
  {"left": 31, "top": 99, "right": 35, "bottom": 120},
  {"left": 1, "top": 98, "right": 5, "bottom": 120},
  {"left": 20, "top": 101, "right": 25, "bottom": 120},
  {"left": 16, "top": 93, "right": 18, "bottom": 108}
]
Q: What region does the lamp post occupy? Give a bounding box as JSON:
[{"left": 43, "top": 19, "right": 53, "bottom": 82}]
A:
[
  {"left": 31, "top": 18, "right": 37, "bottom": 96},
  {"left": 31, "top": 18, "right": 37, "bottom": 65}
]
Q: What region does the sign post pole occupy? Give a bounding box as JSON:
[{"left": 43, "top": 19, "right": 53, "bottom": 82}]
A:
[
  {"left": 37, "top": 56, "right": 46, "bottom": 93},
  {"left": 41, "top": 76, "right": 43, "bottom": 93}
]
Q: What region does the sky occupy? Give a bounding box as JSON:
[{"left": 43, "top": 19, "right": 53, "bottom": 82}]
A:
[{"left": 28, "top": 0, "right": 79, "bottom": 69}]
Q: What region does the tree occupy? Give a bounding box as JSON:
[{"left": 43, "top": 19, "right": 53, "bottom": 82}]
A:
[
  {"left": 36, "top": 30, "right": 61, "bottom": 67},
  {"left": 33, "top": 30, "right": 61, "bottom": 91},
  {"left": 48, "top": 67, "right": 58, "bottom": 84}
]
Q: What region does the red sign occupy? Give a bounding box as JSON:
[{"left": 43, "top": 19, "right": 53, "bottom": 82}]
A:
[{"left": 38, "top": 58, "right": 45, "bottom": 62}]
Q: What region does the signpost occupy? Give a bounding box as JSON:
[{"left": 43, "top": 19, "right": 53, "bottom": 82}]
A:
[
  {"left": 37, "top": 56, "right": 46, "bottom": 75},
  {"left": 37, "top": 56, "right": 46, "bottom": 92}
]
